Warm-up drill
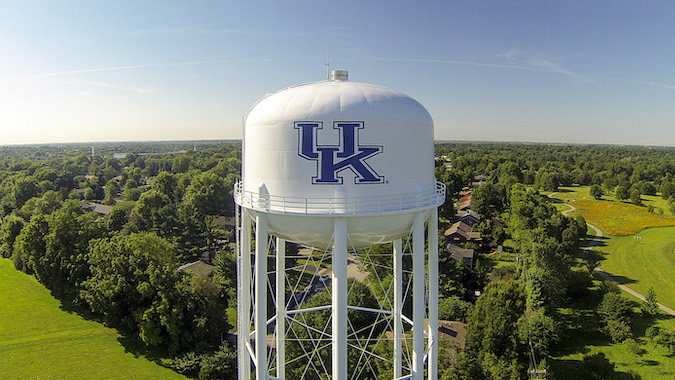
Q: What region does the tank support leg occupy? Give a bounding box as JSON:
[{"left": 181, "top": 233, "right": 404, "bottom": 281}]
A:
[
  {"left": 276, "top": 238, "right": 286, "bottom": 379},
  {"left": 238, "top": 208, "right": 252, "bottom": 380},
  {"left": 428, "top": 208, "right": 439, "bottom": 380},
  {"left": 393, "top": 238, "right": 403, "bottom": 379},
  {"left": 332, "top": 218, "right": 348, "bottom": 380},
  {"left": 255, "top": 215, "right": 268, "bottom": 379},
  {"left": 412, "top": 211, "right": 425, "bottom": 380}
]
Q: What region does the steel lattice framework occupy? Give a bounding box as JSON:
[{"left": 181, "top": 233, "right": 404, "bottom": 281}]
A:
[{"left": 236, "top": 206, "right": 439, "bottom": 380}]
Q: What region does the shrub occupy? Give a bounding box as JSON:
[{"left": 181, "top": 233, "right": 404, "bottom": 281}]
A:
[
  {"left": 641, "top": 287, "right": 660, "bottom": 316},
  {"left": 606, "top": 319, "right": 633, "bottom": 343},
  {"left": 582, "top": 353, "right": 615, "bottom": 379},
  {"left": 197, "top": 343, "right": 237, "bottom": 380},
  {"left": 438, "top": 296, "right": 472, "bottom": 323},
  {"left": 622, "top": 338, "right": 643, "bottom": 356},
  {"left": 646, "top": 326, "right": 661, "bottom": 341},
  {"left": 600, "top": 280, "right": 621, "bottom": 295}
]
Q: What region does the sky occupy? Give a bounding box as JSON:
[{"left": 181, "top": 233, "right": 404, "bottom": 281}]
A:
[{"left": 1, "top": 1, "right": 674, "bottom": 146}]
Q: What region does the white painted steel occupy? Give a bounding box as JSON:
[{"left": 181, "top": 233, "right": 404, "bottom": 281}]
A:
[
  {"left": 238, "top": 209, "right": 252, "bottom": 380},
  {"left": 393, "top": 238, "right": 403, "bottom": 379},
  {"left": 239, "top": 74, "right": 439, "bottom": 250},
  {"left": 243, "top": 79, "right": 435, "bottom": 200},
  {"left": 276, "top": 238, "right": 286, "bottom": 380},
  {"left": 428, "top": 208, "right": 439, "bottom": 380},
  {"left": 236, "top": 72, "right": 444, "bottom": 379},
  {"left": 234, "top": 181, "right": 444, "bottom": 216},
  {"left": 412, "top": 212, "right": 425, "bottom": 380},
  {"left": 332, "top": 218, "right": 348, "bottom": 380},
  {"left": 255, "top": 215, "right": 268, "bottom": 380}
]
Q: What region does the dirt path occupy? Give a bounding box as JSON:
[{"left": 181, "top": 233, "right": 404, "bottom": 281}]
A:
[{"left": 548, "top": 192, "right": 675, "bottom": 316}]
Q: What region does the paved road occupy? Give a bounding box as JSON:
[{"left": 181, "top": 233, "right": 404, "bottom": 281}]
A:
[{"left": 548, "top": 192, "right": 675, "bottom": 316}]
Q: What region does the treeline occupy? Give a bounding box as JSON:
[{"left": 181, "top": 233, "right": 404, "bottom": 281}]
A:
[
  {"left": 436, "top": 183, "right": 587, "bottom": 379},
  {"left": 0, "top": 142, "right": 241, "bottom": 379},
  {"left": 436, "top": 143, "right": 675, "bottom": 214}
]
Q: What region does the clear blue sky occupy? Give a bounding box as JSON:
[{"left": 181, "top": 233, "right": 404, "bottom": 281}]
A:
[{"left": 1, "top": 1, "right": 674, "bottom": 146}]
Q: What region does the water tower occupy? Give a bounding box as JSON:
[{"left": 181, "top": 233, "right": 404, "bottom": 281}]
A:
[{"left": 235, "top": 70, "right": 444, "bottom": 379}]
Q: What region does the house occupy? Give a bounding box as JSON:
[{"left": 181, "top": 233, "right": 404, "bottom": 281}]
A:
[
  {"left": 81, "top": 202, "right": 113, "bottom": 216},
  {"left": 458, "top": 210, "right": 481, "bottom": 226},
  {"left": 457, "top": 193, "right": 472, "bottom": 212},
  {"left": 177, "top": 259, "right": 215, "bottom": 276},
  {"left": 472, "top": 174, "right": 488, "bottom": 187},
  {"left": 447, "top": 243, "right": 474, "bottom": 269},
  {"left": 444, "top": 221, "right": 481, "bottom": 246},
  {"left": 213, "top": 216, "right": 236, "bottom": 230}
]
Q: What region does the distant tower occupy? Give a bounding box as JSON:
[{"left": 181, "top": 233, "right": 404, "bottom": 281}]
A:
[
  {"left": 235, "top": 70, "right": 444, "bottom": 379},
  {"left": 91, "top": 146, "right": 95, "bottom": 157}
]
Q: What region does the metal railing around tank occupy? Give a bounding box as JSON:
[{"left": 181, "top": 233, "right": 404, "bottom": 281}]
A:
[{"left": 234, "top": 181, "right": 445, "bottom": 216}]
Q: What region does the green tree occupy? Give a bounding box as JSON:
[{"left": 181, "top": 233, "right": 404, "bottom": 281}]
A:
[
  {"left": 590, "top": 184, "right": 603, "bottom": 200},
  {"left": 81, "top": 232, "right": 183, "bottom": 349},
  {"left": 11, "top": 175, "right": 39, "bottom": 208},
  {"left": 517, "top": 307, "right": 558, "bottom": 355},
  {"left": 175, "top": 271, "right": 230, "bottom": 349},
  {"left": 642, "top": 287, "right": 660, "bottom": 316},
  {"left": 582, "top": 352, "right": 615, "bottom": 379},
  {"left": 128, "top": 189, "right": 177, "bottom": 237},
  {"left": 575, "top": 215, "right": 588, "bottom": 237},
  {"left": 196, "top": 343, "right": 237, "bottom": 380},
  {"left": 104, "top": 179, "right": 120, "bottom": 205},
  {"left": 464, "top": 281, "right": 528, "bottom": 380},
  {"left": 179, "top": 172, "right": 232, "bottom": 259},
  {"left": 615, "top": 185, "right": 629, "bottom": 201},
  {"left": 152, "top": 171, "right": 177, "bottom": 201},
  {"left": 598, "top": 292, "right": 634, "bottom": 342},
  {"left": 438, "top": 296, "right": 472, "bottom": 323},
  {"left": 84, "top": 187, "right": 95, "bottom": 200},
  {"left": 630, "top": 188, "right": 642, "bottom": 205},
  {"left": 15, "top": 214, "right": 49, "bottom": 274},
  {"left": 0, "top": 214, "right": 25, "bottom": 258},
  {"left": 471, "top": 182, "right": 505, "bottom": 219},
  {"left": 661, "top": 181, "right": 674, "bottom": 200}
]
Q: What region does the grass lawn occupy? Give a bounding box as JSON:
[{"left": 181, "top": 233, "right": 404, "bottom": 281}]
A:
[
  {"left": 599, "top": 227, "right": 675, "bottom": 311},
  {"left": 0, "top": 259, "right": 186, "bottom": 380},
  {"left": 550, "top": 287, "right": 675, "bottom": 380}
]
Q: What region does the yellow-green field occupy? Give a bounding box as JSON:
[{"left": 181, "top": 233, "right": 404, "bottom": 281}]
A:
[
  {"left": 551, "top": 186, "right": 675, "bottom": 235},
  {"left": 0, "top": 259, "right": 186, "bottom": 380},
  {"left": 570, "top": 200, "right": 675, "bottom": 235}
]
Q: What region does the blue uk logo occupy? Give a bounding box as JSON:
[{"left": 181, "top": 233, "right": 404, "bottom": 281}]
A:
[{"left": 295, "top": 122, "right": 384, "bottom": 184}]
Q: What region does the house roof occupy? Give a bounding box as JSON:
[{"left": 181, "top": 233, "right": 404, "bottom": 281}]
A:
[
  {"left": 81, "top": 202, "right": 113, "bottom": 216},
  {"left": 444, "top": 221, "right": 472, "bottom": 236},
  {"left": 459, "top": 210, "right": 481, "bottom": 222},
  {"left": 447, "top": 243, "right": 474, "bottom": 260},
  {"left": 444, "top": 221, "right": 481, "bottom": 240},
  {"left": 177, "top": 260, "right": 216, "bottom": 276}
]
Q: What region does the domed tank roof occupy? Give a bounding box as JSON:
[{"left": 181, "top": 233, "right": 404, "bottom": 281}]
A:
[
  {"left": 242, "top": 72, "right": 436, "bottom": 206},
  {"left": 236, "top": 71, "right": 444, "bottom": 248}
]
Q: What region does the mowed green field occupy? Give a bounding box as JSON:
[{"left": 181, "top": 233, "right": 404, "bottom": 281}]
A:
[
  {"left": 0, "top": 259, "right": 186, "bottom": 380},
  {"left": 601, "top": 227, "right": 675, "bottom": 311}
]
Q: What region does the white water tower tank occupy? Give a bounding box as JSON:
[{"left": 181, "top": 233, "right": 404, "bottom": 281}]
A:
[{"left": 237, "top": 70, "right": 443, "bottom": 249}]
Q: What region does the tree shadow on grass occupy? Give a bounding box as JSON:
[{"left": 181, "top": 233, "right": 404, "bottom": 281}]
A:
[
  {"left": 54, "top": 291, "right": 176, "bottom": 370},
  {"left": 116, "top": 334, "right": 175, "bottom": 369},
  {"left": 601, "top": 272, "right": 638, "bottom": 286},
  {"left": 582, "top": 235, "right": 609, "bottom": 248},
  {"left": 56, "top": 290, "right": 105, "bottom": 324}
]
